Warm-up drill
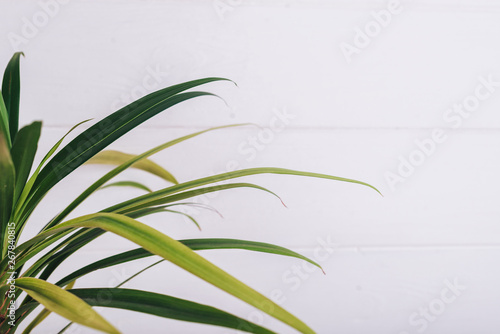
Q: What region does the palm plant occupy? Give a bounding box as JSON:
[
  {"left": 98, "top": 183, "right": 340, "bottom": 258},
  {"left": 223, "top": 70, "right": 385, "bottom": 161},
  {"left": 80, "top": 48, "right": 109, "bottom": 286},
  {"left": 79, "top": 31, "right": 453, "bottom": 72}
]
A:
[{"left": 0, "top": 52, "right": 380, "bottom": 334}]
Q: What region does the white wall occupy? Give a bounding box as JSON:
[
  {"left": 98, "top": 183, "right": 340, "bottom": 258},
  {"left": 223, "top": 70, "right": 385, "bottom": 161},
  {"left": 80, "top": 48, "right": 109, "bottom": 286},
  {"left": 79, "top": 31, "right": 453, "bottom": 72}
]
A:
[{"left": 1, "top": 0, "right": 500, "bottom": 333}]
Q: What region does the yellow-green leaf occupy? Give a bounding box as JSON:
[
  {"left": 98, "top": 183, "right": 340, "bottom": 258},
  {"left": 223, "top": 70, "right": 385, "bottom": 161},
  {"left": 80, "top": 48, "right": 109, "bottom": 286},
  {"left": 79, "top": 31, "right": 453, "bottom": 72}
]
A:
[
  {"left": 15, "top": 278, "right": 119, "bottom": 334},
  {"left": 0, "top": 131, "right": 15, "bottom": 257},
  {"left": 0, "top": 93, "right": 11, "bottom": 148},
  {"left": 86, "top": 150, "right": 177, "bottom": 184},
  {"left": 22, "top": 280, "right": 76, "bottom": 334}
]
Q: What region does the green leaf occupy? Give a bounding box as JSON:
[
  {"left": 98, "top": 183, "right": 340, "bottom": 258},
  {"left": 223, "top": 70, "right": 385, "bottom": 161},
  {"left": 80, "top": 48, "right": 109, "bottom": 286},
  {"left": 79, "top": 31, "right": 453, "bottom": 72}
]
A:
[
  {"left": 14, "top": 277, "right": 119, "bottom": 334},
  {"left": 86, "top": 150, "right": 177, "bottom": 184},
  {"left": 116, "top": 259, "right": 164, "bottom": 288},
  {"left": 100, "top": 181, "right": 152, "bottom": 193},
  {"left": 22, "top": 307, "right": 51, "bottom": 334},
  {"left": 16, "top": 230, "right": 86, "bottom": 280},
  {"left": 22, "top": 281, "right": 76, "bottom": 334},
  {"left": 126, "top": 208, "right": 202, "bottom": 230},
  {"left": 30, "top": 213, "right": 315, "bottom": 334},
  {"left": 10, "top": 121, "right": 41, "bottom": 204},
  {"left": 68, "top": 288, "right": 276, "bottom": 334},
  {"left": 30, "top": 79, "right": 229, "bottom": 212},
  {"left": 106, "top": 167, "right": 380, "bottom": 214},
  {"left": 0, "top": 131, "right": 15, "bottom": 257},
  {"left": 18, "top": 167, "right": 369, "bottom": 285},
  {"left": 0, "top": 92, "right": 11, "bottom": 148},
  {"left": 183, "top": 238, "right": 323, "bottom": 270},
  {"left": 14, "top": 119, "right": 91, "bottom": 223},
  {"left": 56, "top": 238, "right": 322, "bottom": 288},
  {"left": 2, "top": 52, "right": 23, "bottom": 142},
  {"left": 13, "top": 169, "right": 373, "bottom": 289},
  {"left": 15, "top": 229, "right": 98, "bottom": 285}
]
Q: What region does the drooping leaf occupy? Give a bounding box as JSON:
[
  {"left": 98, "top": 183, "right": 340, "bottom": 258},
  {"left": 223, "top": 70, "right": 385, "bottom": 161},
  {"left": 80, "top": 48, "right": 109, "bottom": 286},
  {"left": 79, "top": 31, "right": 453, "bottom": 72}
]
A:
[
  {"left": 181, "top": 238, "right": 323, "bottom": 270},
  {"left": 163, "top": 202, "right": 224, "bottom": 218},
  {"left": 2, "top": 52, "right": 23, "bottom": 142},
  {"left": 117, "top": 260, "right": 164, "bottom": 288},
  {"left": 10, "top": 121, "right": 41, "bottom": 203},
  {"left": 13, "top": 170, "right": 373, "bottom": 291},
  {"left": 22, "top": 281, "right": 76, "bottom": 334},
  {"left": 56, "top": 238, "right": 322, "bottom": 288},
  {"left": 117, "top": 182, "right": 283, "bottom": 214},
  {"left": 106, "top": 167, "right": 380, "bottom": 214},
  {"left": 126, "top": 208, "right": 201, "bottom": 230},
  {"left": 18, "top": 169, "right": 367, "bottom": 285},
  {"left": 14, "top": 278, "right": 119, "bottom": 334},
  {"left": 69, "top": 288, "right": 276, "bottom": 334},
  {"left": 100, "top": 181, "right": 152, "bottom": 193},
  {"left": 0, "top": 92, "right": 11, "bottom": 148},
  {"left": 26, "top": 213, "right": 315, "bottom": 334},
  {"left": 86, "top": 150, "right": 177, "bottom": 184}
]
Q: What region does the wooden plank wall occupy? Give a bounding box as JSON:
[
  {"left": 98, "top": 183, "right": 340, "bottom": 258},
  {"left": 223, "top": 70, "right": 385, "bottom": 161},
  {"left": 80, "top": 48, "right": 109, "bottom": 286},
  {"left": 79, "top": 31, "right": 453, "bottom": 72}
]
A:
[{"left": 1, "top": 0, "right": 499, "bottom": 332}]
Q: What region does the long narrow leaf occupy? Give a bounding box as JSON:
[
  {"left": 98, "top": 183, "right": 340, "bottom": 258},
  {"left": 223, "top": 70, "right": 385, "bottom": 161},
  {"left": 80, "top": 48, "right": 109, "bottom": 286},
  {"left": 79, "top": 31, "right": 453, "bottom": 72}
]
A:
[
  {"left": 56, "top": 238, "right": 322, "bottom": 288},
  {"left": 14, "top": 119, "right": 91, "bottom": 223},
  {"left": 86, "top": 150, "right": 177, "bottom": 184},
  {"left": 10, "top": 121, "right": 41, "bottom": 203},
  {"left": 126, "top": 208, "right": 202, "bottom": 230},
  {"left": 0, "top": 92, "right": 11, "bottom": 148},
  {"left": 105, "top": 167, "right": 381, "bottom": 214},
  {"left": 117, "top": 182, "right": 284, "bottom": 214},
  {"left": 100, "top": 181, "right": 152, "bottom": 193},
  {"left": 2, "top": 52, "right": 23, "bottom": 142},
  {"left": 14, "top": 181, "right": 276, "bottom": 279}
]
